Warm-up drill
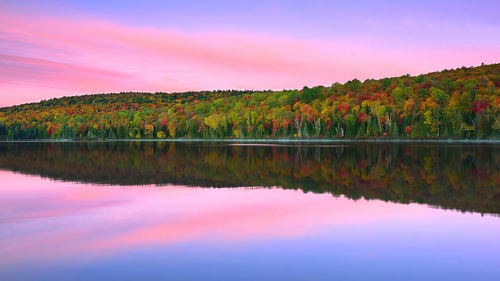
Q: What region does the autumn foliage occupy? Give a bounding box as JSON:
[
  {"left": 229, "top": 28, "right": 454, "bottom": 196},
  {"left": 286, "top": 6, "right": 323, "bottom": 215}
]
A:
[{"left": 1, "top": 63, "right": 499, "bottom": 139}]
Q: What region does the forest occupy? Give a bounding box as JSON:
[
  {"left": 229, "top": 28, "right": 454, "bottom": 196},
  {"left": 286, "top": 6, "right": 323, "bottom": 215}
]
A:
[{"left": 0, "top": 63, "right": 499, "bottom": 139}]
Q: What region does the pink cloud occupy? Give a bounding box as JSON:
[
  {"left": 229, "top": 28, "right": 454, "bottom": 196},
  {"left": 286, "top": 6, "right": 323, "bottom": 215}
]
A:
[
  {"left": 0, "top": 7, "right": 498, "bottom": 106},
  {"left": 0, "top": 54, "right": 135, "bottom": 88}
]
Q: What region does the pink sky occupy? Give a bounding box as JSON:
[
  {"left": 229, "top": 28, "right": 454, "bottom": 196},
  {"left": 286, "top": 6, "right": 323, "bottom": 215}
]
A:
[{"left": 1, "top": 2, "right": 499, "bottom": 107}]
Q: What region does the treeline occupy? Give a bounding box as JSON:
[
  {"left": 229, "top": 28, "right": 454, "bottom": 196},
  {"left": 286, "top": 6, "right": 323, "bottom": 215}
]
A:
[
  {"left": 0, "top": 63, "right": 499, "bottom": 139},
  {"left": 0, "top": 142, "right": 499, "bottom": 215}
]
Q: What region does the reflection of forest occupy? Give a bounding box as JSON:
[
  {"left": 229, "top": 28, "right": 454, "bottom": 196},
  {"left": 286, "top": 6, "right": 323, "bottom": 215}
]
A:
[{"left": 1, "top": 142, "right": 499, "bottom": 215}]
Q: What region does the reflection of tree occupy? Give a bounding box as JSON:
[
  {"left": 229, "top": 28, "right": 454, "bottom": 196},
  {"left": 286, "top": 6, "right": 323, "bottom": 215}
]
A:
[{"left": 0, "top": 142, "right": 499, "bottom": 215}]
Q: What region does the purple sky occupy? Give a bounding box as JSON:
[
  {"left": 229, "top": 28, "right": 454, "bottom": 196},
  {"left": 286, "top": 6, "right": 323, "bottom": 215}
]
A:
[{"left": 1, "top": 0, "right": 499, "bottom": 107}]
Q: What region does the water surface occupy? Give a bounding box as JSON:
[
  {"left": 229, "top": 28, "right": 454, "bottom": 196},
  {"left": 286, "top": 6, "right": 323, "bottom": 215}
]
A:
[{"left": 0, "top": 142, "right": 499, "bottom": 280}]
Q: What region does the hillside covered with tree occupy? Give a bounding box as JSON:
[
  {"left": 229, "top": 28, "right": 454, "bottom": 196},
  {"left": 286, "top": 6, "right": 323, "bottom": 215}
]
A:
[{"left": 1, "top": 63, "right": 499, "bottom": 140}]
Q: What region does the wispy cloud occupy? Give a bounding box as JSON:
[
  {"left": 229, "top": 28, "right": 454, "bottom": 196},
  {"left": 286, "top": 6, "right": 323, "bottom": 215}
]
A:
[{"left": 0, "top": 4, "right": 498, "bottom": 106}]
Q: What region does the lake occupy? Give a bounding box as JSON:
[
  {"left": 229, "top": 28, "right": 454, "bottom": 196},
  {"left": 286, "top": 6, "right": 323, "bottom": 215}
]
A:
[{"left": 0, "top": 141, "right": 499, "bottom": 280}]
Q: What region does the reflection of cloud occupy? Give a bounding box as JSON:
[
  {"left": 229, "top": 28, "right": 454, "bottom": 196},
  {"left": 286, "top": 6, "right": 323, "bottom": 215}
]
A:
[
  {"left": 0, "top": 170, "right": 439, "bottom": 266},
  {"left": 0, "top": 198, "right": 125, "bottom": 223}
]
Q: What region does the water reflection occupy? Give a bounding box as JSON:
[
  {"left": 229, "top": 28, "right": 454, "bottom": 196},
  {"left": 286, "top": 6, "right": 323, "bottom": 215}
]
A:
[
  {"left": 1, "top": 142, "right": 500, "bottom": 280},
  {"left": 1, "top": 171, "right": 428, "bottom": 265},
  {"left": 0, "top": 142, "right": 499, "bottom": 215}
]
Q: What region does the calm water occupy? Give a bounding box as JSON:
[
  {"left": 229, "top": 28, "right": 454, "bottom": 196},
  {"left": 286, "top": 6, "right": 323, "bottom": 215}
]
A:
[{"left": 0, "top": 142, "right": 499, "bottom": 281}]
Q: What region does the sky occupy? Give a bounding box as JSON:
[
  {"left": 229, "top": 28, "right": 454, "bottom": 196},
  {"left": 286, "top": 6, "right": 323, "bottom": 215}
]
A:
[{"left": 0, "top": 0, "right": 499, "bottom": 107}]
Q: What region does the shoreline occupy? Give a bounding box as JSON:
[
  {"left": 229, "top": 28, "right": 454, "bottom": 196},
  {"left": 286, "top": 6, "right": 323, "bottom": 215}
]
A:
[{"left": 1, "top": 138, "right": 500, "bottom": 144}]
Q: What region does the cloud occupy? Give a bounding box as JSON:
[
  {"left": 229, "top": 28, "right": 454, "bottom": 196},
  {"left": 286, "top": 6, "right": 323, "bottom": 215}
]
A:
[
  {"left": 0, "top": 54, "right": 135, "bottom": 89},
  {"left": 0, "top": 5, "right": 498, "bottom": 106}
]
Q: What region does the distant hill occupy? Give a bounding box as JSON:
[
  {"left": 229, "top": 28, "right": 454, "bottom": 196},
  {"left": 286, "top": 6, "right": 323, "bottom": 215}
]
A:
[{"left": 1, "top": 63, "right": 499, "bottom": 139}]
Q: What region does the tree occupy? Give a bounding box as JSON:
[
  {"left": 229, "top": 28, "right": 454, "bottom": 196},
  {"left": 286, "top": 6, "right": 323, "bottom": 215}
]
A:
[{"left": 300, "top": 86, "right": 322, "bottom": 104}]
